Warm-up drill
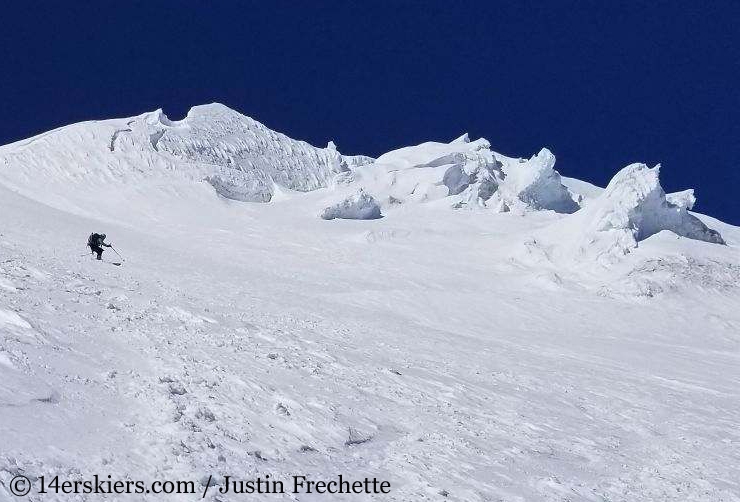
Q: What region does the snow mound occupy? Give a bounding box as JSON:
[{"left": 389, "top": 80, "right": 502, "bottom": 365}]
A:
[
  {"left": 536, "top": 163, "right": 725, "bottom": 266},
  {"left": 375, "top": 136, "right": 494, "bottom": 171},
  {"left": 335, "top": 136, "right": 502, "bottom": 209},
  {"left": 607, "top": 254, "right": 740, "bottom": 298},
  {"left": 347, "top": 136, "right": 577, "bottom": 213},
  {"left": 321, "top": 189, "right": 382, "bottom": 220}
]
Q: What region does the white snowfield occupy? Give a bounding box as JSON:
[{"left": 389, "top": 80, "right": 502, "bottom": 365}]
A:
[{"left": 1, "top": 104, "right": 739, "bottom": 502}]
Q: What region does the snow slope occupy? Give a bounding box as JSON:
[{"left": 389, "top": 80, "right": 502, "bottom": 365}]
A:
[{"left": 1, "top": 105, "right": 739, "bottom": 502}]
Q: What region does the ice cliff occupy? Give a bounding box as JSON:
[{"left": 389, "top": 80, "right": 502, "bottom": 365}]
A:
[
  {"left": 336, "top": 133, "right": 578, "bottom": 214},
  {"left": 0, "top": 103, "right": 725, "bottom": 262},
  {"left": 526, "top": 163, "right": 725, "bottom": 266},
  {"left": 0, "top": 103, "right": 361, "bottom": 204}
]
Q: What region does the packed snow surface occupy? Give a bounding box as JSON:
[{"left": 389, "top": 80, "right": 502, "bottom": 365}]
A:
[{"left": 1, "top": 104, "right": 739, "bottom": 502}]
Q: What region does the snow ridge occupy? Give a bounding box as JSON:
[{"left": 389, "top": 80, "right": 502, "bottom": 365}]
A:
[
  {"left": 153, "top": 104, "right": 351, "bottom": 202},
  {"left": 0, "top": 103, "right": 360, "bottom": 206}
]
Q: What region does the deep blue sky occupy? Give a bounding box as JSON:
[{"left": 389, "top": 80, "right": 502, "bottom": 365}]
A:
[{"left": 1, "top": 1, "right": 738, "bottom": 223}]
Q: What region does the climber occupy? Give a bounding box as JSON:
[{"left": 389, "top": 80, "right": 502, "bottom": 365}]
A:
[{"left": 87, "top": 232, "right": 112, "bottom": 260}]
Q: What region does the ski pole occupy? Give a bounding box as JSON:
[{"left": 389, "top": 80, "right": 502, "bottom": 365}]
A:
[{"left": 111, "top": 246, "right": 124, "bottom": 261}]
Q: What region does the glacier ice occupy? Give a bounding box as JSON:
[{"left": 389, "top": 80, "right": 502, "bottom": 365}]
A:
[
  {"left": 536, "top": 163, "right": 725, "bottom": 266},
  {"left": 353, "top": 135, "right": 577, "bottom": 213},
  {"left": 665, "top": 189, "right": 696, "bottom": 210},
  {"left": 495, "top": 148, "right": 579, "bottom": 213},
  {"left": 150, "top": 104, "right": 352, "bottom": 202},
  {"left": 588, "top": 164, "right": 723, "bottom": 244},
  {"left": 321, "top": 189, "right": 382, "bottom": 220},
  {"left": 0, "top": 103, "right": 360, "bottom": 205},
  {"left": 0, "top": 101, "right": 726, "bottom": 267}
]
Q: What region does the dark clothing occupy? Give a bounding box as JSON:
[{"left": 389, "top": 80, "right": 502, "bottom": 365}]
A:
[
  {"left": 87, "top": 233, "right": 111, "bottom": 260},
  {"left": 91, "top": 245, "right": 104, "bottom": 260}
]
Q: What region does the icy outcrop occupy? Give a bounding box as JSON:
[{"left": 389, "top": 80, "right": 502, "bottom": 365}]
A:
[
  {"left": 665, "top": 189, "right": 696, "bottom": 210},
  {"left": 496, "top": 148, "right": 579, "bottom": 213},
  {"left": 0, "top": 103, "right": 578, "bottom": 216},
  {"left": 154, "top": 104, "right": 352, "bottom": 202},
  {"left": 587, "top": 164, "right": 723, "bottom": 244},
  {"left": 328, "top": 141, "right": 375, "bottom": 169},
  {"left": 361, "top": 136, "right": 576, "bottom": 213},
  {"left": 543, "top": 163, "right": 724, "bottom": 265},
  {"left": 204, "top": 174, "right": 273, "bottom": 203},
  {"left": 369, "top": 136, "right": 505, "bottom": 207},
  {"left": 321, "top": 189, "right": 382, "bottom": 220},
  {"left": 0, "top": 103, "right": 364, "bottom": 206}
]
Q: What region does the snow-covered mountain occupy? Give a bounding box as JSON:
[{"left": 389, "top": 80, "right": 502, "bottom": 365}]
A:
[
  {"left": 0, "top": 103, "right": 371, "bottom": 205},
  {"left": 1, "top": 104, "right": 739, "bottom": 501}
]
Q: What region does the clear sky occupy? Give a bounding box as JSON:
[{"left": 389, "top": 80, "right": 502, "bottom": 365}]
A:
[{"left": 1, "top": 1, "right": 738, "bottom": 223}]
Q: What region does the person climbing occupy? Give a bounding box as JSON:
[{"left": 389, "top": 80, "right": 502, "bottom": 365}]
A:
[{"left": 87, "top": 232, "right": 112, "bottom": 260}]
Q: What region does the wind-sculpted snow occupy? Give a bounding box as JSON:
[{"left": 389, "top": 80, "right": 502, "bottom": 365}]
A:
[
  {"left": 0, "top": 103, "right": 578, "bottom": 217},
  {"left": 352, "top": 134, "right": 578, "bottom": 214},
  {"left": 495, "top": 148, "right": 580, "bottom": 213},
  {"left": 0, "top": 103, "right": 357, "bottom": 208},
  {"left": 1, "top": 177, "right": 739, "bottom": 501},
  {"left": 375, "top": 135, "right": 503, "bottom": 203},
  {"left": 151, "top": 104, "right": 350, "bottom": 202},
  {"left": 585, "top": 163, "right": 723, "bottom": 247},
  {"left": 523, "top": 163, "right": 725, "bottom": 268},
  {"left": 665, "top": 189, "right": 696, "bottom": 210},
  {"left": 321, "top": 189, "right": 382, "bottom": 220}
]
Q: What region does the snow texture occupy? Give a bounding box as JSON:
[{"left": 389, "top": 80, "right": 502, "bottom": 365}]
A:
[{"left": 1, "top": 104, "right": 738, "bottom": 502}]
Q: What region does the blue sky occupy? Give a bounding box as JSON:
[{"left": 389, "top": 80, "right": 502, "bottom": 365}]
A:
[{"left": 1, "top": 1, "right": 738, "bottom": 223}]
